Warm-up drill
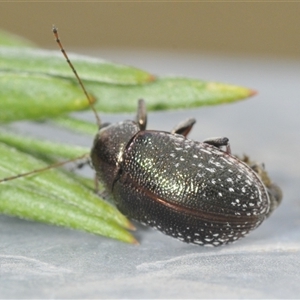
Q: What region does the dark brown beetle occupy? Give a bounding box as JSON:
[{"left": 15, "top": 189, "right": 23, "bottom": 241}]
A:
[{"left": 91, "top": 99, "right": 282, "bottom": 246}]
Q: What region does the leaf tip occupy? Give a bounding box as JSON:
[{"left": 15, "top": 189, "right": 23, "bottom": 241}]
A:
[
  {"left": 249, "top": 89, "right": 258, "bottom": 97},
  {"left": 128, "top": 222, "right": 137, "bottom": 231},
  {"left": 148, "top": 74, "right": 156, "bottom": 82},
  {"left": 132, "top": 238, "right": 140, "bottom": 245},
  {"left": 121, "top": 232, "right": 139, "bottom": 245}
]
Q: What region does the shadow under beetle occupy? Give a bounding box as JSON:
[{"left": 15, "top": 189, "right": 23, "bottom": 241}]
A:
[{"left": 1, "top": 27, "right": 283, "bottom": 247}]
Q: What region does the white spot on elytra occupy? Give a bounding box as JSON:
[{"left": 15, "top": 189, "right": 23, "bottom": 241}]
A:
[
  {"left": 200, "top": 148, "right": 212, "bottom": 155},
  {"left": 221, "top": 157, "right": 232, "bottom": 165},
  {"left": 194, "top": 240, "right": 204, "bottom": 245}
]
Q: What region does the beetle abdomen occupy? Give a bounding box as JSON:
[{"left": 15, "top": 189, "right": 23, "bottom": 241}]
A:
[{"left": 113, "top": 131, "right": 270, "bottom": 246}]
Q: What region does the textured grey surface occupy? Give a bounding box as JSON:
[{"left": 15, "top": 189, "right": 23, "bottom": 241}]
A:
[{"left": 0, "top": 50, "right": 299, "bottom": 298}]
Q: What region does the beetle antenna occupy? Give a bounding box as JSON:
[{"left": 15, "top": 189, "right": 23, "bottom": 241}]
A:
[
  {"left": 0, "top": 153, "right": 90, "bottom": 183},
  {"left": 52, "top": 25, "right": 101, "bottom": 128}
]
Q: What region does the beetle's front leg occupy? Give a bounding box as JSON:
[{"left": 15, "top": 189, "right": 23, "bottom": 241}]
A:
[
  {"left": 203, "top": 137, "right": 231, "bottom": 154},
  {"left": 171, "top": 118, "right": 196, "bottom": 137},
  {"left": 136, "top": 99, "right": 147, "bottom": 131}
]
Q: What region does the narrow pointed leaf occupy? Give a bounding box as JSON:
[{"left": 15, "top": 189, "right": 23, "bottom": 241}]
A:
[
  {"left": 0, "top": 72, "right": 90, "bottom": 123},
  {"left": 53, "top": 116, "right": 98, "bottom": 136},
  {"left": 0, "top": 185, "right": 135, "bottom": 244},
  {"left": 0, "top": 47, "right": 155, "bottom": 85},
  {"left": 0, "top": 130, "right": 89, "bottom": 160},
  {"left": 0, "top": 46, "right": 254, "bottom": 124},
  {"left": 0, "top": 130, "right": 109, "bottom": 215},
  {"left": 86, "top": 77, "right": 256, "bottom": 112}
]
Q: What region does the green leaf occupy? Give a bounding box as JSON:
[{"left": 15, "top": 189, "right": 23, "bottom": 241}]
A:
[
  {"left": 0, "top": 47, "right": 255, "bottom": 124},
  {"left": 0, "top": 29, "right": 36, "bottom": 48},
  {"left": 86, "top": 77, "right": 255, "bottom": 112},
  {"left": 0, "top": 47, "right": 155, "bottom": 85},
  {"left": 0, "top": 142, "right": 136, "bottom": 243},
  {"left": 0, "top": 130, "right": 89, "bottom": 160},
  {"left": 0, "top": 130, "right": 107, "bottom": 205},
  {"left": 0, "top": 72, "right": 91, "bottom": 123},
  {"left": 53, "top": 115, "right": 97, "bottom": 136},
  {"left": 0, "top": 47, "right": 155, "bottom": 123}
]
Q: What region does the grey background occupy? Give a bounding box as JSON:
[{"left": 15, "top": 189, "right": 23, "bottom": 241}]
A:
[{"left": 1, "top": 3, "right": 300, "bottom": 299}]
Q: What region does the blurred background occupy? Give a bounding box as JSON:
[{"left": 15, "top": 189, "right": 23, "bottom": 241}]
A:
[{"left": 0, "top": 2, "right": 299, "bottom": 58}]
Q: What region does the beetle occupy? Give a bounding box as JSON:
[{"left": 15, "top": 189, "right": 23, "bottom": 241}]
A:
[
  {"left": 1, "top": 27, "right": 282, "bottom": 247},
  {"left": 90, "top": 99, "right": 282, "bottom": 246}
]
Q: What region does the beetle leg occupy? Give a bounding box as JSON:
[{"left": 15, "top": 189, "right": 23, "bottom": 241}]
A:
[
  {"left": 171, "top": 118, "right": 196, "bottom": 137},
  {"left": 203, "top": 137, "right": 231, "bottom": 154},
  {"left": 136, "top": 99, "right": 147, "bottom": 131}
]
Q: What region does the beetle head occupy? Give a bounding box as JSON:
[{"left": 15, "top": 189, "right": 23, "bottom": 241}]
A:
[{"left": 90, "top": 120, "right": 140, "bottom": 190}]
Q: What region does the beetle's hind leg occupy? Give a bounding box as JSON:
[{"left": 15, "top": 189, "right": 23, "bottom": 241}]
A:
[
  {"left": 171, "top": 118, "right": 196, "bottom": 137},
  {"left": 203, "top": 137, "right": 231, "bottom": 154},
  {"left": 136, "top": 99, "right": 147, "bottom": 130}
]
